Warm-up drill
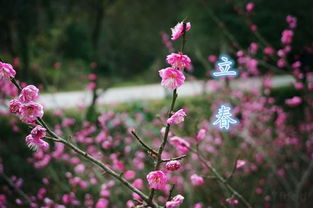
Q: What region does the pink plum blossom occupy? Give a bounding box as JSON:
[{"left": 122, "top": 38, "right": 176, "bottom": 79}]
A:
[
  {"left": 196, "top": 129, "right": 206, "bottom": 142},
  {"left": 263, "top": 47, "right": 275, "bottom": 56},
  {"left": 165, "top": 160, "right": 181, "bottom": 171},
  {"left": 0, "top": 61, "right": 16, "bottom": 79},
  {"left": 208, "top": 55, "right": 217, "bottom": 63},
  {"left": 166, "top": 53, "right": 191, "bottom": 69},
  {"left": 20, "top": 102, "right": 44, "bottom": 124},
  {"left": 190, "top": 174, "right": 204, "bottom": 186},
  {"left": 146, "top": 170, "right": 167, "bottom": 190},
  {"left": 31, "top": 125, "right": 46, "bottom": 140},
  {"left": 277, "top": 58, "right": 286, "bottom": 68},
  {"left": 89, "top": 73, "right": 97, "bottom": 81},
  {"left": 159, "top": 67, "right": 185, "bottom": 89},
  {"left": 95, "top": 198, "right": 109, "bottom": 208},
  {"left": 281, "top": 30, "right": 293, "bottom": 44},
  {"left": 25, "top": 135, "right": 49, "bottom": 151},
  {"left": 236, "top": 160, "right": 246, "bottom": 169},
  {"left": 226, "top": 198, "right": 239, "bottom": 205},
  {"left": 248, "top": 42, "right": 258, "bottom": 54},
  {"left": 9, "top": 99, "right": 22, "bottom": 114},
  {"left": 245, "top": 2, "right": 255, "bottom": 12},
  {"left": 286, "top": 15, "right": 297, "bottom": 29},
  {"left": 167, "top": 109, "right": 186, "bottom": 125},
  {"left": 74, "top": 164, "right": 85, "bottom": 174},
  {"left": 166, "top": 194, "right": 184, "bottom": 208},
  {"left": 124, "top": 170, "right": 136, "bottom": 180},
  {"left": 19, "top": 85, "right": 39, "bottom": 103},
  {"left": 171, "top": 22, "right": 191, "bottom": 40},
  {"left": 169, "top": 136, "right": 190, "bottom": 154},
  {"left": 285, "top": 96, "right": 302, "bottom": 107}
]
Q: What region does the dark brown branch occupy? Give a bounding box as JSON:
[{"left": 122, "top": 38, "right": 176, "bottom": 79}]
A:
[{"left": 130, "top": 130, "right": 158, "bottom": 156}]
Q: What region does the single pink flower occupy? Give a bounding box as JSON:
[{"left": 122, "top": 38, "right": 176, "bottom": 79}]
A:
[
  {"left": 286, "top": 15, "right": 297, "bottom": 29},
  {"left": 74, "top": 164, "right": 85, "bottom": 174},
  {"left": 159, "top": 67, "right": 185, "bottom": 89},
  {"left": 285, "top": 96, "right": 302, "bottom": 107},
  {"left": 54, "top": 62, "right": 62, "bottom": 69},
  {"left": 132, "top": 178, "right": 144, "bottom": 189},
  {"left": 9, "top": 99, "right": 22, "bottom": 114},
  {"left": 124, "top": 170, "right": 136, "bottom": 180},
  {"left": 146, "top": 170, "right": 167, "bottom": 190},
  {"left": 19, "top": 85, "right": 39, "bottom": 103},
  {"left": 208, "top": 55, "right": 217, "bottom": 63},
  {"left": 225, "top": 198, "right": 239, "bottom": 205},
  {"left": 248, "top": 42, "right": 258, "bottom": 54},
  {"left": 31, "top": 125, "right": 46, "bottom": 140},
  {"left": 166, "top": 53, "right": 191, "bottom": 69},
  {"left": 245, "top": 2, "right": 255, "bottom": 12},
  {"left": 95, "top": 198, "right": 109, "bottom": 208},
  {"left": 196, "top": 129, "right": 206, "bottom": 142},
  {"left": 25, "top": 135, "right": 49, "bottom": 151},
  {"left": 166, "top": 194, "right": 184, "bottom": 208},
  {"left": 89, "top": 73, "right": 97, "bottom": 81},
  {"left": 281, "top": 30, "right": 293, "bottom": 44},
  {"left": 171, "top": 22, "right": 191, "bottom": 40},
  {"left": 277, "top": 59, "right": 286, "bottom": 68},
  {"left": 0, "top": 61, "right": 16, "bottom": 79},
  {"left": 236, "top": 160, "right": 246, "bottom": 169},
  {"left": 165, "top": 160, "right": 181, "bottom": 171},
  {"left": 20, "top": 102, "right": 44, "bottom": 124},
  {"left": 263, "top": 47, "right": 275, "bottom": 56},
  {"left": 167, "top": 109, "right": 186, "bottom": 125},
  {"left": 194, "top": 203, "right": 203, "bottom": 208},
  {"left": 169, "top": 136, "right": 190, "bottom": 154},
  {"left": 190, "top": 174, "right": 204, "bottom": 186},
  {"left": 292, "top": 61, "right": 301, "bottom": 69}
]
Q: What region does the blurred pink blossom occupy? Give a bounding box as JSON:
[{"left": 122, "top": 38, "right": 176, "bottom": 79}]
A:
[
  {"left": 167, "top": 109, "right": 187, "bottom": 125},
  {"left": 171, "top": 22, "right": 191, "bottom": 40}
]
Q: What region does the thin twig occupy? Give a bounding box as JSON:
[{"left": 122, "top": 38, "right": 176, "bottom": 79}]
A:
[
  {"left": 161, "top": 155, "right": 187, "bottom": 163},
  {"left": 130, "top": 130, "right": 158, "bottom": 156},
  {"left": 191, "top": 147, "right": 252, "bottom": 208},
  {"left": 226, "top": 154, "right": 240, "bottom": 182},
  {"left": 167, "top": 184, "right": 176, "bottom": 201},
  {"left": 1, "top": 173, "right": 32, "bottom": 205}
]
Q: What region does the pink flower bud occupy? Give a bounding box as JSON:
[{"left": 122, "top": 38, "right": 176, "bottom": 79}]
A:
[
  {"left": 171, "top": 22, "right": 191, "bottom": 41},
  {"left": 166, "top": 194, "right": 184, "bottom": 208},
  {"left": 190, "top": 174, "right": 204, "bottom": 186},
  {"left": 196, "top": 129, "right": 206, "bottom": 142},
  {"left": 165, "top": 160, "right": 181, "bottom": 171}
]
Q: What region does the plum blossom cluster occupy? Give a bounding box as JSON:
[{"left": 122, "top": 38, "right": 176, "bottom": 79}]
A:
[
  {"left": 9, "top": 85, "right": 44, "bottom": 124},
  {"left": 144, "top": 21, "right": 193, "bottom": 207},
  {"left": 4, "top": 62, "right": 48, "bottom": 151},
  {"left": 159, "top": 22, "right": 191, "bottom": 90}
]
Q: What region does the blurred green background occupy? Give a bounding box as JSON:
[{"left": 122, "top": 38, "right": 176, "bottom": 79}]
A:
[{"left": 0, "top": 0, "right": 312, "bottom": 90}]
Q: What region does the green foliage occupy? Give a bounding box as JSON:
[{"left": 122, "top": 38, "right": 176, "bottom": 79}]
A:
[{"left": 1, "top": 0, "right": 312, "bottom": 89}]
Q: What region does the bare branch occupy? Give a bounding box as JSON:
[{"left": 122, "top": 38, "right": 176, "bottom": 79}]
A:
[{"left": 130, "top": 130, "right": 158, "bottom": 156}]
